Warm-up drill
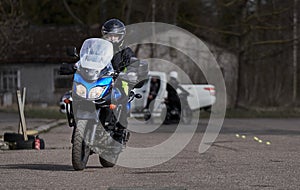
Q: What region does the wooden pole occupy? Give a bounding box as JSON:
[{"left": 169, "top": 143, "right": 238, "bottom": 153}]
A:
[
  {"left": 17, "top": 90, "right": 28, "bottom": 141},
  {"left": 18, "top": 88, "right": 26, "bottom": 134}
]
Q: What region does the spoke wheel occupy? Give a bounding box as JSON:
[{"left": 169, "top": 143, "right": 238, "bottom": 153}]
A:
[{"left": 72, "top": 120, "right": 90, "bottom": 171}]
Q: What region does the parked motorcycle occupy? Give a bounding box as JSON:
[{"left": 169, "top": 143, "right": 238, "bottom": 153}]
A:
[
  {"left": 163, "top": 89, "right": 192, "bottom": 124},
  {"left": 60, "top": 38, "right": 141, "bottom": 170}
]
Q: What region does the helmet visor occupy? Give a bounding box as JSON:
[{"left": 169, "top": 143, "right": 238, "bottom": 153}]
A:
[{"left": 103, "top": 33, "right": 124, "bottom": 43}]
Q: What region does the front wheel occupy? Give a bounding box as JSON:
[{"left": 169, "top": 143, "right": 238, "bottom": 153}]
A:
[{"left": 72, "top": 120, "right": 90, "bottom": 171}]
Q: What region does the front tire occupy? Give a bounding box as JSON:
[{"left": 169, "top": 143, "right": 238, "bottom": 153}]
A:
[{"left": 72, "top": 120, "right": 90, "bottom": 171}]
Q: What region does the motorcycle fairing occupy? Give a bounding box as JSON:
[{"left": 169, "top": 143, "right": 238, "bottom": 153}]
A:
[
  {"left": 73, "top": 73, "right": 113, "bottom": 99},
  {"left": 112, "top": 88, "right": 131, "bottom": 112},
  {"left": 112, "top": 88, "right": 122, "bottom": 100}
]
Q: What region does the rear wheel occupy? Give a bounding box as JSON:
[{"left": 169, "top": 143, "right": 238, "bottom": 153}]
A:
[
  {"left": 143, "top": 109, "right": 151, "bottom": 121},
  {"left": 99, "top": 139, "right": 122, "bottom": 168},
  {"left": 203, "top": 106, "right": 212, "bottom": 113},
  {"left": 72, "top": 120, "right": 90, "bottom": 171},
  {"left": 182, "top": 107, "right": 192, "bottom": 124},
  {"left": 99, "top": 155, "right": 117, "bottom": 167}
]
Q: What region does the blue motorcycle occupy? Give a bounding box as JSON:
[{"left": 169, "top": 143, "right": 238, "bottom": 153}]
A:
[{"left": 60, "top": 38, "right": 141, "bottom": 170}]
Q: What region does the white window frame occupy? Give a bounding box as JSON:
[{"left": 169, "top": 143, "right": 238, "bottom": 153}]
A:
[{"left": 0, "top": 69, "right": 20, "bottom": 92}]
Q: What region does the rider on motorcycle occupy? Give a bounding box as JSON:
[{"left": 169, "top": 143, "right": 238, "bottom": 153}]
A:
[
  {"left": 60, "top": 18, "right": 148, "bottom": 143},
  {"left": 101, "top": 18, "right": 148, "bottom": 142}
]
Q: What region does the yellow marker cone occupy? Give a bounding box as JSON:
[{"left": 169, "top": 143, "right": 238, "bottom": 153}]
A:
[
  {"left": 258, "top": 139, "right": 263, "bottom": 143},
  {"left": 254, "top": 136, "right": 259, "bottom": 141},
  {"left": 241, "top": 135, "right": 246, "bottom": 139},
  {"left": 235, "top": 134, "right": 240, "bottom": 138},
  {"left": 266, "top": 141, "right": 271, "bottom": 145}
]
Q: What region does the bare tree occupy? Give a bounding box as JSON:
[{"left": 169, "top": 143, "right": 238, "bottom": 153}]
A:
[
  {"left": 293, "top": 0, "right": 298, "bottom": 105},
  {"left": 0, "top": 0, "right": 29, "bottom": 60},
  {"left": 179, "top": 0, "right": 297, "bottom": 108},
  {"left": 62, "top": 0, "right": 84, "bottom": 25}
]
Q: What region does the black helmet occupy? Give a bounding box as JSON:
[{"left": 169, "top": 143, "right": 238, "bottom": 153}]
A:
[{"left": 101, "top": 18, "right": 126, "bottom": 44}]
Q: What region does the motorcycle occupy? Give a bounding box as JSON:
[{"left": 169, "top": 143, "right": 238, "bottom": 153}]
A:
[
  {"left": 163, "top": 89, "right": 192, "bottom": 125},
  {"left": 60, "top": 38, "right": 141, "bottom": 170}
]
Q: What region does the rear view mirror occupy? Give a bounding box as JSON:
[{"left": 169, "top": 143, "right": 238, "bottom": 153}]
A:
[
  {"left": 135, "top": 94, "right": 142, "bottom": 99},
  {"left": 66, "top": 47, "right": 79, "bottom": 58}
]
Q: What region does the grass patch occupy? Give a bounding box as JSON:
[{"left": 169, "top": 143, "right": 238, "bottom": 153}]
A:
[
  {"left": 25, "top": 107, "right": 66, "bottom": 119},
  {"left": 225, "top": 108, "right": 300, "bottom": 118},
  {"left": 0, "top": 105, "right": 65, "bottom": 119}
]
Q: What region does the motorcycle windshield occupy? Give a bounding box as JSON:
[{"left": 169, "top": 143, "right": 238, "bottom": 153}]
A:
[{"left": 79, "top": 38, "right": 113, "bottom": 71}]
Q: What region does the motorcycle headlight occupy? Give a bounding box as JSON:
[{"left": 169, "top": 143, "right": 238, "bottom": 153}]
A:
[
  {"left": 75, "top": 84, "right": 87, "bottom": 98},
  {"left": 88, "top": 86, "right": 106, "bottom": 99}
]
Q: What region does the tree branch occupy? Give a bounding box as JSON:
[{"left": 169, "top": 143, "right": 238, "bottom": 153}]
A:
[
  {"left": 62, "top": 0, "right": 84, "bottom": 25},
  {"left": 178, "top": 16, "right": 242, "bottom": 37},
  {"left": 250, "top": 25, "right": 287, "bottom": 30},
  {"left": 220, "top": 0, "right": 239, "bottom": 7},
  {"left": 252, "top": 39, "right": 295, "bottom": 45},
  {"left": 243, "top": 7, "right": 291, "bottom": 23},
  {"left": 252, "top": 43, "right": 295, "bottom": 61}
]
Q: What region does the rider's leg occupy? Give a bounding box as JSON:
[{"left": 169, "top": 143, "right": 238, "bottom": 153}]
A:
[{"left": 113, "top": 93, "right": 129, "bottom": 144}]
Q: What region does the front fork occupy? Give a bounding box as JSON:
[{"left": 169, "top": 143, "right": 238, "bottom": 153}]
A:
[
  {"left": 64, "top": 99, "right": 77, "bottom": 144},
  {"left": 65, "top": 94, "right": 134, "bottom": 146},
  {"left": 65, "top": 101, "right": 97, "bottom": 146},
  {"left": 65, "top": 101, "right": 76, "bottom": 127},
  {"left": 70, "top": 119, "right": 99, "bottom": 147}
]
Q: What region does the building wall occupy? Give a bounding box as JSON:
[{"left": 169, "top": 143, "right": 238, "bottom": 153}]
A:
[
  {"left": 0, "top": 63, "right": 66, "bottom": 106},
  {"left": 21, "top": 64, "right": 54, "bottom": 105}
]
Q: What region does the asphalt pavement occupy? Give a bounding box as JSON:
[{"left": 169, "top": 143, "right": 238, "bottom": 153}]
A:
[{"left": 0, "top": 112, "right": 299, "bottom": 189}]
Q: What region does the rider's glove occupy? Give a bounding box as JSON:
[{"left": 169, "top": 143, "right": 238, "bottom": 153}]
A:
[
  {"left": 111, "top": 47, "right": 135, "bottom": 72},
  {"left": 59, "top": 63, "right": 77, "bottom": 75}
]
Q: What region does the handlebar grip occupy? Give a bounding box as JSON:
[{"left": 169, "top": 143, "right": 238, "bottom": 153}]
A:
[{"left": 59, "top": 63, "right": 76, "bottom": 75}]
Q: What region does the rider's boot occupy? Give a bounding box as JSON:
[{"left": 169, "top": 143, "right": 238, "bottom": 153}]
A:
[{"left": 113, "top": 122, "right": 130, "bottom": 145}]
